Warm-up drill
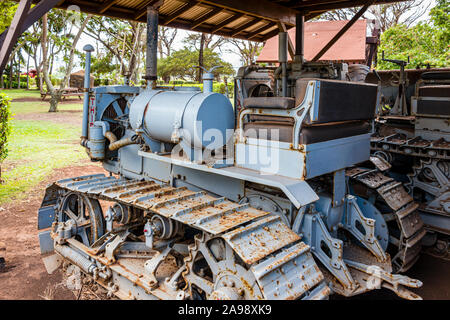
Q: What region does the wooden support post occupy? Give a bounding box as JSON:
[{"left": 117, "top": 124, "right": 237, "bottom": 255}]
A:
[
  {"left": 311, "top": 3, "right": 371, "bottom": 62},
  {"left": 0, "top": 0, "right": 61, "bottom": 74},
  {"left": 0, "top": 0, "right": 32, "bottom": 74}
]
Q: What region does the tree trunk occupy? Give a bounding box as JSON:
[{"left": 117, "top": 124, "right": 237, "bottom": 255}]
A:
[
  {"left": 33, "top": 48, "right": 42, "bottom": 92},
  {"left": 197, "top": 33, "right": 206, "bottom": 83},
  {"left": 48, "top": 91, "right": 62, "bottom": 112},
  {"left": 60, "top": 15, "right": 92, "bottom": 90},
  {"left": 9, "top": 59, "right": 13, "bottom": 89},
  {"left": 41, "top": 14, "right": 58, "bottom": 112},
  {"left": 26, "top": 53, "right": 30, "bottom": 90},
  {"left": 17, "top": 58, "right": 20, "bottom": 89}
]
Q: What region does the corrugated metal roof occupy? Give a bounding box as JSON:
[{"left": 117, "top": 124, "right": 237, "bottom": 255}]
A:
[
  {"left": 257, "top": 19, "right": 368, "bottom": 62},
  {"left": 178, "top": 6, "right": 208, "bottom": 20},
  {"left": 51, "top": 0, "right": 406, "bottom": 41}
]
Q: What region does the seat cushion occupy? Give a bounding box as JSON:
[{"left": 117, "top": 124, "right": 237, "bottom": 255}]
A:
[
  {"left": 418, "top": 85, "right": 450, "bottom": 98},
  {"left": 243, "top": 97, "right": 296, "bottom": 109},
  {"left": 243, "top": 120, "right": 371, "bottom": 144},
  {"left": 299, "top": 121, "right": 371, "bottom": 144},
  {"left": 421, "top": 71, "right": 450, "bottom": 81}
]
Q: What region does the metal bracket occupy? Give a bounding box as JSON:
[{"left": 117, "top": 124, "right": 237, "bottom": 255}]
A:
[
  {"left": 344, "top": 259, "right": 422, "bottom": 300},
  {"left": 104, "top": 231, "right": 130, "bottom": 263},
  {"left": 342, "top": 195, "right": 387, "bottom": 262},
  {"left": 300, "top": 212, "right": 356, "bottom": 290},
  {"left": 333, "top": 169, "right": 346, "bottom": 207},
  {"left": 144, "top": 243, "right": 174, "bottom": 288}
]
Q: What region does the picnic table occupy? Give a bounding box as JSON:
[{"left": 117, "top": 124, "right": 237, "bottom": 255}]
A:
[{"left": 40, "top": 87, "right": 83, "bottom": 101}]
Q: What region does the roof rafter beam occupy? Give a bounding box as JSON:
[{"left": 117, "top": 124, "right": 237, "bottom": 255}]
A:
[
  {"left": 191, "top": 7, "right": 224, "bottom": 29},
  {"left": 290, "top": 0, "right": 346, "bottom": 9},
  {"left": 161, "top": 0, "right": 198, "bottom": 25},
  {"left": 311, "top": 1, "right": 372, "bottom": 61},
  {"left": 201, "top": 0, "right": 297, "bottom": 25},
  {"left": 230, "top": 17, "right": 258, "bottom": 37},
  {"left": 210, "top": 12, "right": 244, "bottom": 33},
  {"left": 300, "top": 0, "right": 397, "bottom": 12},
  {"left": 99, "top": 0, "right": 119, "bottom": 14},
  {"left": 134, "top": 0, "right": 160, "bottom": 20},
  {"left": 247, "top": 21, "right": 276, "bottom": 40}
]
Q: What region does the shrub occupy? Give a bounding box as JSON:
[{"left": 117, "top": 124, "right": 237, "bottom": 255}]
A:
[
  {"left": 3, "top": 80, "right": 27, "bottom": 88},
  {"left": 0, "top": 93, "right": 12, "bottom": 182}
]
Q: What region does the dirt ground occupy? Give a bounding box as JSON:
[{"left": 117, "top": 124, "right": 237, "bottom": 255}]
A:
[
  {"left": 14, "top": 110, "right": 82, "bottom": 127},
  {"left": 11, "top": 95, "right": 83, "bottom": 126},
  {"left": 0, "top": 163, "right": 107, "bottom": 300}
]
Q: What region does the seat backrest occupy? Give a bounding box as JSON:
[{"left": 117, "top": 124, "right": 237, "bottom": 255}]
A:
[{"left": 296, "top": 78, "right": 378, "bottom": 125}]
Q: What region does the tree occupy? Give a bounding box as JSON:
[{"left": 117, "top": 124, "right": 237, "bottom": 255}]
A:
[
  {"left": 41, "top": 11, "right": 92, "bottom": 112},
  {"left": 158, "top": 47, "right": 235, "bottom": 82},
  {"left": 183, "top": 32, "right": 227, "bottom": 52},
  {"left": 377, "top": 1, "right": 449, "bottom": 70},
  {"left": 225, "top": 39, "right": 263, "bottom": 65},
  {"left": 318, "top": 0, "right": 431, "bottom": 32},
  {"left": 84, "top": 17, "right": 145, "bottom": 83},
  {"left": 183, "top": 32, "right": 228, "bottom": 82},
  {"left": 158, "top": 26, "right": 178, "bottom": 58}
]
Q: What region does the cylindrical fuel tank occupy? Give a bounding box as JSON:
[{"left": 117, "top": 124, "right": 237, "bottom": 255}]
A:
[{"left": 129, "top": 89, "right": 234, "bottom": 149}]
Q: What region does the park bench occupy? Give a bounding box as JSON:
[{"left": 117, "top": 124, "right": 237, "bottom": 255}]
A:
[{"left": 40, "top": 87, "right": 83, "bottom": 101}]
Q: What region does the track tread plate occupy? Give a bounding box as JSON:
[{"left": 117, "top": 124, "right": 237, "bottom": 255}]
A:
[
  {"left": 353, "top": 170, "right": 394, "bottom": 189},
  {"left": 377, "top": 182, "right": 413, "bottom": 211},
  {"left": 55, "top": 175, "right": 272, "bottom": 237},
  {"left": 396, "top": 203, "right": 424, "bottom": 238},
  {"left": 251, "top": 242, "right": 323, "bottom": 300},
  {"left": 222, "top": 215, "right": 300, "bottom": 265}
]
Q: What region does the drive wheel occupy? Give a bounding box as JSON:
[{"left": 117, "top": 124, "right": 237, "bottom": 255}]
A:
[
  {"left": 58, "top": 192, "right": 105, "bottom": 246},
  {"left": 182, "top": 233, "right": 263, "bottom": 300}
]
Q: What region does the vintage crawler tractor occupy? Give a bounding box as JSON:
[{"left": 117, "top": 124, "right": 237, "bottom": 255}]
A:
[
  {"left": 35, "top": 7, "right": 426, "bottom": 300},
  {"left": 364, "top": 55, "right": 450, "bottom": 261}
]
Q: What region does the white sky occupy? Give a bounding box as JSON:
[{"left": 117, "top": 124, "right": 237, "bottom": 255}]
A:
[{"left": 36, "top": 0, "right": 436, "bottom": 77}]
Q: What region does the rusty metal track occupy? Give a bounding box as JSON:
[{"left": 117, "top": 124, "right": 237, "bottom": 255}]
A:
[
  {"left": 371, "top": 134, "right": 450, "bottom": 160},
  {"left": 347, "top": 168, "right": 426, "bottom": 272},
  {"left": 53, "top": 174, "right": 327, "bottom": 299}
]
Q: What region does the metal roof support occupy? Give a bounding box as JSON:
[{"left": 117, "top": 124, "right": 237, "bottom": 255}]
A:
[
  {"left": 294, "top": 13, "right": 304, "bottom": 63},
  {"left": 311, "top": 2, "right": 372, "bottom": 62},
  {"left": 279, "top": 32, "right": 288, "bottom": 97},
  {"left": 145, "top": 1, "right": 163, "bottom": 88},
  {"left": 277, "top": 22, "right": 295, "bottom": 60}
]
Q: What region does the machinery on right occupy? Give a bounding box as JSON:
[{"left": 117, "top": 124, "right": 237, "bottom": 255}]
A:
[{"left": 366, "top": 54, "right": 450, "bottom": 260}]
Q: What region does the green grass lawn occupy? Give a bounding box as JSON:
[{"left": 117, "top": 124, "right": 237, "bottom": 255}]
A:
[
  {"left": 2, "top": 88, "right": 83, "bottom": 114},
  {"left": 0, "top": 89, "right": 88, "bottom": 205}
]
